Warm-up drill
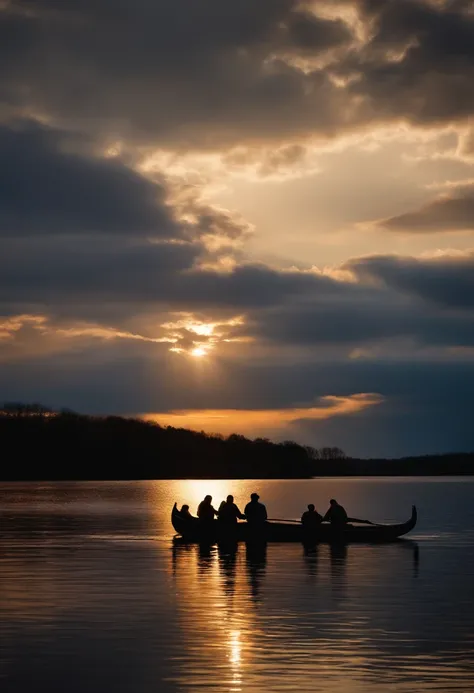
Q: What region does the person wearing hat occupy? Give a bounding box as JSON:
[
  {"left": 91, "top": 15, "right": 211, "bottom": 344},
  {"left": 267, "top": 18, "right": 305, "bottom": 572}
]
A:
[{"left": 244, "top": 493, "right": 267, "bottom": 525}]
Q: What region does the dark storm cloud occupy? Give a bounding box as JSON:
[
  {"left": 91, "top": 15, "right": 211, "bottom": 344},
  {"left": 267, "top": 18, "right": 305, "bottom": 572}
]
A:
[
  {"left": 4, "top": 242, "right": 474, "bottom": 354},
  {"left": 348, "top": 252, "right": 474, "bottom": 309},
  {"left": 347, "top": 0, "right": 474, "bottom": 125},
  {"left": 0, "top": 120, "right": 179, "bottom": 237},
  {"left": 1, "top": 0, "right": 474, "bottom": 459},
  {"left": 0, "top": 237, "right": 344, "bottom": 311},
  {"left": 3, "top": 221, "right": 474, "bottom": 348},
  {"left": 1, "top": 346, "right": 473, "bottom": 456},
  {"left": 1, "top": 0, "right": 473, "bottom": 148},
  {"left": 282, "top": 7, "right": 351, "bottom": 54},
  {"left": 292, "top": 361, "right": 474, "bottom": 457},
  {"left": 0, "top": 237, "right": 201, "bottom": 305},
  {"left": 378, "top": 185, "right": 474, "bottom": 233},
  {"left": 0, "top": 1, "right": 353, "bottom": 147},
  {"left": 173, "top": 265, "right": 346, "bottom": 309},
  {"left": 247, "top": 290, "right": 474, "bottom": 350}
]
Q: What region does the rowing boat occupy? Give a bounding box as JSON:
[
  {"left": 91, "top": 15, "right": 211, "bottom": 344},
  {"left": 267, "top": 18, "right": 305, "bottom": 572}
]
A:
[{"left": 171, "top": 503, "right": 417, "bottom": 543}]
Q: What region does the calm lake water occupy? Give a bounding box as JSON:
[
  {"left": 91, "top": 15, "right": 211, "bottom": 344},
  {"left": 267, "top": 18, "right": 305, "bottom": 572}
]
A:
[{"left": 1, "top": 478, "right": 474, "bottom": 692}]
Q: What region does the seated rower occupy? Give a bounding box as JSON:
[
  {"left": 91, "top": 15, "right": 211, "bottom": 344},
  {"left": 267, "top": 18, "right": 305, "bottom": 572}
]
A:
[
  {"left": 218, "top": 495, "right": 245, "bottom": 525},
  {"left": 179, "top": 504, "right": 194, "bottom": 520},
  {"left": 323, "top": 499, "right": 348, "bottom": 527},
  {"left": 197, "top": 495, "right": 218, "bottom": 523},
  {"left": 301, "top": 504, "right": 322, "bottom": 527},
  {"left": 244, "top": 493, "right": 267, "bottom": 525}
]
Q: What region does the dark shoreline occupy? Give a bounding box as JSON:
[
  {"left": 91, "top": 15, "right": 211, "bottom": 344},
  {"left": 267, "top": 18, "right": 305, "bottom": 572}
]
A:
[{"left": 1, "top": 406, "right": 473, "bottom": 480}]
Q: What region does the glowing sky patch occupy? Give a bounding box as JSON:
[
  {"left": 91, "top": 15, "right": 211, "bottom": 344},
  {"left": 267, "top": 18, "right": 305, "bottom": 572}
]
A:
[{"left": 1, "top": 0, "right": 474, "bottom": 455}]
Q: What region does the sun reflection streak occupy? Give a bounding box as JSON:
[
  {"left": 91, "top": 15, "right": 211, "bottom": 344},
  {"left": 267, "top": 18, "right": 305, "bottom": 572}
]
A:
[
  {"left": 175, "top": 480, "right": 233, "bottom": 513},
  {"left": 228, "top": 629, "right": 243, "bottom": 691}
]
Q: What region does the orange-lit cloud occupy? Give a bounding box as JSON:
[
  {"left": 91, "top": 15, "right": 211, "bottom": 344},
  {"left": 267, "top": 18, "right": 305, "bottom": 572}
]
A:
[
  {"left": 0, "top": 315, "right": 47, "bottom": 341},
  {"left": 0, "top": 314, "right": 178, "bottom": 362},
  {"left": 141, "top": 393, "right": 383, "bottom": 436},
  {"left": 0, "top": 314, "right": 175, "bottom": 346},
  {"left": 54, "top": 325, "right": 175, "bottom": 344},
  {"left": 0, "top": 311, "right": 251, "bottom": 363},
  {"left": 161, "top": 313, "right": 247, "bottom": 356}
]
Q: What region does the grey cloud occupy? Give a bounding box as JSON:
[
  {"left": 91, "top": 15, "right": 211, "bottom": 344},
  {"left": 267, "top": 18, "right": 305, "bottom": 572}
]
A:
[
  {"left": 1, "top": 343, "right": 470, "bottom": 412},
  {"left": 0, "top": 236, "right": 343, "bottom": 312},
  {"left": 378, "top": 186, "right": 474, "bottom": 233},
  {"left": 0, "top": 1, "right": 354, "bottom": 148},
  {"left": 339, "top": 0, "right": 474, "bottom": 127},
  {"left": 0, "top": 120, "right": 179, "bottom": 237},
  {"left": 2, "top": 1, "right": 474, "bottom": 460},
  {"left": 292, "top": 370, "right": 474, "bottom": 457},
  {"left": 174, "top": 265, "right": 346, "bottom": 309},
  {"left": 247, "top": 291, "right": 474, "bottom": 350},
  {"left": 3, "top": 234, "right": 474, "bottom": 350},
  {"left": 282, "top": 9, "right": 351, "bottom": 54},
  {"left": 0, "top": 0, "right": 473, "bottom": 150},
  {"left": 238, "top": 250, "right": 474, "bottom": 350},
  {"left": 1, "top": 345, "right": 473, "bottom": 456},
  {"left": 347, "top": 252, "right": 474, "bottom": 309},
  {"left": 0, "top": 0, "right": 473, "bottom": 157},
  {"left": 0, "top": 237, "right": 201, "bottom": 306}
]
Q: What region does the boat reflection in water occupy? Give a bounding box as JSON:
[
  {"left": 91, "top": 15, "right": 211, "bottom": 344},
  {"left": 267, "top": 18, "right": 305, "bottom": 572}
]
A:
[
  {"left": 3, "top": 480, "right": 474, "bottom": 693},
  {"left": 170, "top": 538, "right": 474, "bottom": 693},
  {"left": 245, "top": 542, "right": 267, "bottom": 604}
]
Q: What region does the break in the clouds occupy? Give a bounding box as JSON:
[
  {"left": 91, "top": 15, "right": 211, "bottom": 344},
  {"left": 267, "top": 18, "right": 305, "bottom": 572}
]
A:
[{"left": 1, "top": 0, "right": 474, "bottom": 456}]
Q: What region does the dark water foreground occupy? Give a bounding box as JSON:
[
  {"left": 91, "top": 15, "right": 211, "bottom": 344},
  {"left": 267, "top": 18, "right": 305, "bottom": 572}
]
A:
[{"left": 1, "top": 478, "right": 474, "bottom": 692}]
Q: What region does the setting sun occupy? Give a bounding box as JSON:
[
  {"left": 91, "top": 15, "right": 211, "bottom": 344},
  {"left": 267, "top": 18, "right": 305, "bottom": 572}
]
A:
[{"left": 161, "top": 314, "right": 244, "bottom": 357}]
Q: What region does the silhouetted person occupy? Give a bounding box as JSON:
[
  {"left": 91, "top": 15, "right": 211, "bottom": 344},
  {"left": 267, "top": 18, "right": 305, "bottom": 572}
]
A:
[
  {"left": 301, "top": 504, "right": 323, "bottom": 528},
  {"left": 197, "top": 495, "right": 218, "bottom": 522},
  {"left": 218, "top": 495, "right": 245, "bottom": 525},
  {"left": 323, "top": 499, "right": 348, "bottom": 527},
  {"left": 244, "top": 493, "right": 267, "bottom": 525},
  {"left": 180, "top": 504, "right": 194, "bottom": 520}
]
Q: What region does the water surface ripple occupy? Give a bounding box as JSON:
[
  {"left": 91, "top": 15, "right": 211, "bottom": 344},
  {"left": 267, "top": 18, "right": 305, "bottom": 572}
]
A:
[{"left": 1, "top": 478, "right": 474, "bottom": 692}]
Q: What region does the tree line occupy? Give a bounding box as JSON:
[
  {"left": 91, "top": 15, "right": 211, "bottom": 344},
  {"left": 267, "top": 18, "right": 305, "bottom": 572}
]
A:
[{"left": 0, "top": 403, "right": 472, "bottom": 480}]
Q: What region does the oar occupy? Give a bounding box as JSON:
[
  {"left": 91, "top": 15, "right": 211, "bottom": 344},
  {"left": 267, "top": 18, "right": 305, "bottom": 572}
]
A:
[
  {"left": 347, "top": 517, "right": 379, "bottom": 526},
  {"left": 269, "top": 517, "right": 381, "bottom": 526},
  {"left": 269, "top": 518, "right": 333, "bottom": 524}
]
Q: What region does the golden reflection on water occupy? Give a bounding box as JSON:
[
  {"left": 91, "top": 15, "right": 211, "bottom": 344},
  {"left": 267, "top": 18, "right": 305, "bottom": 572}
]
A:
[
  {"left": 228, "top": 629, "right": 242, "bottom": 692},
  {"left": 148, "top": 476, "right": 415, "bottom": 533},
  {"left": 172, "top": 541, "right": 259, "bottom": 692},
  {"left": 169, "top": 536, "right": 474, "bottom": 693},
  {"left": 174, "top": 479, "right": 240, "bottom": 514},
  {"left": 156, "top": 479, "right": 259, "bottom": 522},
  {"left": 2, "top": 481, "right": 474, "bottom": 692}
]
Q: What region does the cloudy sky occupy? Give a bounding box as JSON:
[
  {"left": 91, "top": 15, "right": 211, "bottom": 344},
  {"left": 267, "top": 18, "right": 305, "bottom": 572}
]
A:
[{"left": 1, "top": 0, "right": 474, "bottom": 457}]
